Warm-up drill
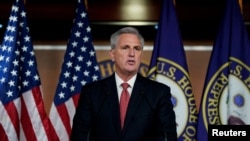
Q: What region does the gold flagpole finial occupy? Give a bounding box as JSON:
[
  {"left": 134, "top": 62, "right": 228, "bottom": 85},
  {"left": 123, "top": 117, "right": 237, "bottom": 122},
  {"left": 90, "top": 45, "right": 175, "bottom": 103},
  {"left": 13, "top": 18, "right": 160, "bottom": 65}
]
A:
[{"left": 238, "top": 0, "right": 243, "bottom": 14}]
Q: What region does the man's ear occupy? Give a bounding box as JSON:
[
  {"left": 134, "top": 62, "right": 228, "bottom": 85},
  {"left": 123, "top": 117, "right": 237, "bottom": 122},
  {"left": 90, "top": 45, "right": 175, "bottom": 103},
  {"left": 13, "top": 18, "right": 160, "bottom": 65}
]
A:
[{"left": 109, "top": 49, "right": 115, "bottom": 61}]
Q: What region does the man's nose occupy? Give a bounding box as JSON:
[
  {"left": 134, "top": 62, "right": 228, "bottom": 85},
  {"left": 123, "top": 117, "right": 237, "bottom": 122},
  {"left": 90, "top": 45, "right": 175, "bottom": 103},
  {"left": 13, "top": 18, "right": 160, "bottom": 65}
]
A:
[{"left": 128, "top": 48, "right": 135, "bottom": 56}]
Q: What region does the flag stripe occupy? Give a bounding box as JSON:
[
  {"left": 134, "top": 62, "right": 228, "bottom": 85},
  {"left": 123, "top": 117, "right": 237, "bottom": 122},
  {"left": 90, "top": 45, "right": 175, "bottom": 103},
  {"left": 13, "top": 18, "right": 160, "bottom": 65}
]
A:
[
  {"left": 0, "top": 123, "right": 8, "bottom": 141},
  {"left": 50, "top": 95, "right": 78, "bottom": 140},
  {"left": 50, "top": 104, "right": 69, "bottom": 140},
  {"left": 0, "top": 102, "right": 18, "bottom": 141},
  {"left": 29, "top": 87, "right": 50, "bottom": 140},
  {"left": 21, "top": 95, "right": 37, "bottom": 141},
  {"left": 72, "top": 93, "right": 80, "bottom": 107},
  {"left": 5, "top": 101, "right": 20, "bottom": 139},
  {"left": 65, "top": 97, "right": 76, "bottom": 126},
  {"left": 57, "top": 103, "right": 72, "bottom": 136}
]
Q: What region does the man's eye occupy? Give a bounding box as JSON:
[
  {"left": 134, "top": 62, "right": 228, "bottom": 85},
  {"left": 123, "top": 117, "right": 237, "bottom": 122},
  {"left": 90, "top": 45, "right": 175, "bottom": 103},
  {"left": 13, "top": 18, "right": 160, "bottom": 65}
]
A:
[
  {"left": 135, "top": 47, "right": 141, "bottom": 51},
  {"left": 123, "top": 46, "right": 130, "bottom": 50}
]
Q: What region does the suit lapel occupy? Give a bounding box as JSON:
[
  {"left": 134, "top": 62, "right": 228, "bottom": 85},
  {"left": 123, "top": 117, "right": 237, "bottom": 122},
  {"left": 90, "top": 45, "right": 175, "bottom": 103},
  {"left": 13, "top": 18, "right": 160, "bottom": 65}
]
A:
[{"left": 104, "top": 74, "right": 121, "bottom": 132}]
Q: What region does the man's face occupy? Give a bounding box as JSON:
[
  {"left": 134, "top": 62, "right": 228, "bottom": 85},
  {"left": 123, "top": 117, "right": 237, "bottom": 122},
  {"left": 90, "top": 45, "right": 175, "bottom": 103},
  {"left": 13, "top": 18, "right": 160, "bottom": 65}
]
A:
[{"left": 109, "top": 33, "right": 143, "bottom": 76}]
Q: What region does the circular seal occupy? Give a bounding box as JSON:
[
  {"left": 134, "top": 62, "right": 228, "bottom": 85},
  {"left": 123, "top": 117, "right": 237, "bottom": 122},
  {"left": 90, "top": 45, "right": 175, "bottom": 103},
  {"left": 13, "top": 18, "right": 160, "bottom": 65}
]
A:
[
  {"left": 147, "top": 57, "right": 197, "bottom": 140},
  {"left": 201, "top": 57, "right": 250, "bottom": 130}
]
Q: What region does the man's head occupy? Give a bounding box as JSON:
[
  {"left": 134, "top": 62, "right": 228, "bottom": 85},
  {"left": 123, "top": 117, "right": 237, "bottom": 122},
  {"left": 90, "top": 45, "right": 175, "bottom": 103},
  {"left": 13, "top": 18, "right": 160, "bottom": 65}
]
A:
[{"left": 109, "top": 27, "right": 144, "bottom": 79}]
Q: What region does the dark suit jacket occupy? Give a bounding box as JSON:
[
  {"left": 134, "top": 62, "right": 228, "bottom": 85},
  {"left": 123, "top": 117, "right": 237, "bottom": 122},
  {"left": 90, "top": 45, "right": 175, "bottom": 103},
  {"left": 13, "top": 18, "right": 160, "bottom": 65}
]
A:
[{"left": 71, "top": 73, "right": 177, "bottom": 141}]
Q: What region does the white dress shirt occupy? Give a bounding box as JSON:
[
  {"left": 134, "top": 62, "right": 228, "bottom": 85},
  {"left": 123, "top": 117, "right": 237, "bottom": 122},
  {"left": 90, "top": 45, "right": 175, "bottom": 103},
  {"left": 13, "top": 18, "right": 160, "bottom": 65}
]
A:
[{"left": 115, "top": 73, "right": 136, "bottom": 102}]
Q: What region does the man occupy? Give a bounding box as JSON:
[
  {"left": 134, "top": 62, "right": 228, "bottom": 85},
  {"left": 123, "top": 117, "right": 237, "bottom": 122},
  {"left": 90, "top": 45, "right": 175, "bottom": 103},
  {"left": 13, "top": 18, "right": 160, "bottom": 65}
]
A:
[{"left": 71, "top": 27, "right": 177, "bottom": 141}]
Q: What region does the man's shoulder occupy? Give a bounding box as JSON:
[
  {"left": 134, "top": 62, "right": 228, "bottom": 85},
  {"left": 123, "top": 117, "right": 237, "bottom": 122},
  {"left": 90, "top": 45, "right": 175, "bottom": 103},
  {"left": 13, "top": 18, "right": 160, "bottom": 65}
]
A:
[
  {"left": 85, "top": 74, "right": 115, "bottom": 87},
  {"left": 137, "top": 74, "right": 170, "bottom": 89}
]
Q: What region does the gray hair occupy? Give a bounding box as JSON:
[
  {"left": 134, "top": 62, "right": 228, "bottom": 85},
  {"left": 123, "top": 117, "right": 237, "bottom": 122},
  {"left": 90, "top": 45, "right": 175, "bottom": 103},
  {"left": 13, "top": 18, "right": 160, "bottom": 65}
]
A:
[{"left": 110, "top": 27, "right": 144, "bottom": 49}]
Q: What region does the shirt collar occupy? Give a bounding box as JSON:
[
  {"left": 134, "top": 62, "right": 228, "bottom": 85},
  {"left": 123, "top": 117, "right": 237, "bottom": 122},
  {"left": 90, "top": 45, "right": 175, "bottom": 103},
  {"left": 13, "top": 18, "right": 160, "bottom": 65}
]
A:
[{"left": 115, "top": 73, "right": 137, "bottom": 88}]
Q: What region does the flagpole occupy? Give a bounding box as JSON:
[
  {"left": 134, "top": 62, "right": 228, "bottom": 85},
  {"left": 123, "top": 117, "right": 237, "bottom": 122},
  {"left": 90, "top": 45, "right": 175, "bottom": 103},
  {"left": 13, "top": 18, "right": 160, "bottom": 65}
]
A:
[
  {"left": 238, "top": 0, "right": 243, "bottom": 13},
  {"left": 84, "top": 0, "right": 88, "bottom": 10}
]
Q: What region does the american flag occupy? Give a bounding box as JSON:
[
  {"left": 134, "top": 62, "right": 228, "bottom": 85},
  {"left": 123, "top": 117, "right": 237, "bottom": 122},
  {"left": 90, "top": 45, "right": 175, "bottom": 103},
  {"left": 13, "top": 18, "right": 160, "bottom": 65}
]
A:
[
  {"left": 0, "top": 0, "right": 58, "bottom": 141},
  {"left": 49, "top": 0, "right": 101, "bottom": 140}
]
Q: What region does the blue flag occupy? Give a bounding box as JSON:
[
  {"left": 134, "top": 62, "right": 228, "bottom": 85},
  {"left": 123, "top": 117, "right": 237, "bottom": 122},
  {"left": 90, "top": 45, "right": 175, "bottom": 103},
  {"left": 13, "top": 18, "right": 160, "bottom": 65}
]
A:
[
  {"left": 147, "top": 0, "right": 198, "bottom": 140},
  {"left": 197, "top": 0, "right": 250, "bottom": 140},
  {"left": 49, "top": 0, "right": 101, "bottom": 140}
]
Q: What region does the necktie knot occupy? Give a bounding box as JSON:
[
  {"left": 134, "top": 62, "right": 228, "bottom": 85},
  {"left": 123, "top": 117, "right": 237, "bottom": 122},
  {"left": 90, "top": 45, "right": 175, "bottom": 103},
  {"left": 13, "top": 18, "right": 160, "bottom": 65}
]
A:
[{"left": 121, "top": 83, "right": 129, "bottom": 89}]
